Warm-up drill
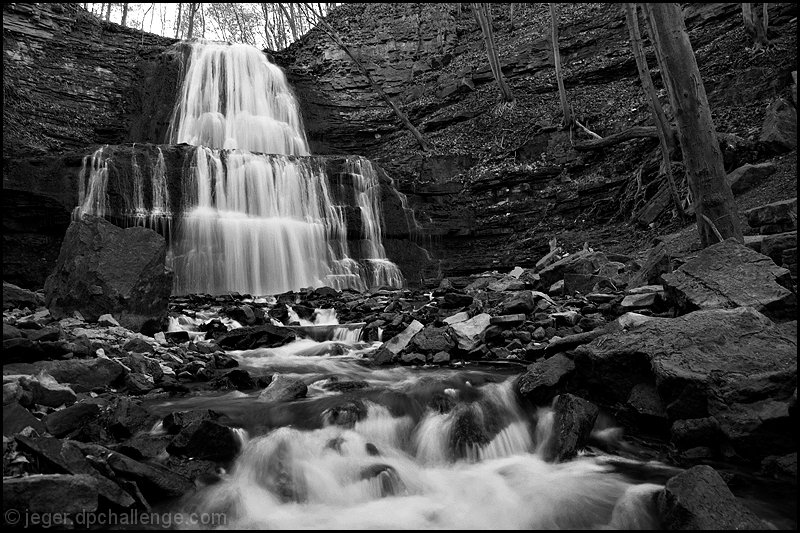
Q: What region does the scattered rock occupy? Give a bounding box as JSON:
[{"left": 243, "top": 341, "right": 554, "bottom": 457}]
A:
[
  {"left": 745, "top": 198, "right": 797, "bottom": 229},
  {"left": 4, "top": 357, "right": 126, "bottom": 393},
  {"left": 449, "top": 313, "right": 491, "bottom": 351},
  {"left": 23, "top": 371, "right": 77, "bottom": 407},
  {"left": 167, "top": 420, "right": 241, "bottom": 462},
  {"left": 726, "top": 162, "right": 776, "bottom": 194},
  {"left": 373, "top": 320, "right": 424, "bottom": 364},
  {"left": 4, "top": 402, "right": 46, "bottom": 436},
  {"left": 211, "top": 369, "right": 256, "bottom": 391},
  {"left": 537, "top": 251, "right": 609, "bottom": 292},
  {"left": 258, "top": 374, "right": 307, "bottom": 402},
  {"left": 499, "top": 291, "right": 536, "bottom": 314},
  {"left": 163, "top": 409, "right": 221, "bottom": 434},
  {"left": 411, "top": 325, "right": 455, "bottom": 353},
  {"left": 43, "top": 401, "right": 101, "bottom": 437},
  {"left": 214, "top": 324, "right": 296, "bottom": 350}
]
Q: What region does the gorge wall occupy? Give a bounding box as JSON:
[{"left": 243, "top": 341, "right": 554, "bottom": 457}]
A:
[{"left": 3, "top": 3, "right": 797, "bottom": 288}]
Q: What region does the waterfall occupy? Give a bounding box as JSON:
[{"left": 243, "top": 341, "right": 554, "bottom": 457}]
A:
[{"left": 74, "top": 40, "right": 408, "bottom": 296}]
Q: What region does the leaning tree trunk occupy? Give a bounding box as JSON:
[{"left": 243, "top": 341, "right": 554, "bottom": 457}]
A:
[
  {"left": 472, "top": 3, "right": 515, "bottom": 103},
  {"left": 550, "top": 3, "right": 572, "bottom": 127},
  {"left": 625, "top": 3, "right": 685, "bottom": 219},
  {"left": 643, "top": 3, "right": 742, "bottom": 246},
  {"left": 299, "top": 3, "right": 433, "bottom": 151}
]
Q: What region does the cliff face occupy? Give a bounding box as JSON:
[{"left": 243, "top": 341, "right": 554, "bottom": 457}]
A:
[
  {"left": 3, "top": 3, "right": 797, "bottom": 288},
  {"left": 275, "top": 3, "right": 797, "bottom": 276}
]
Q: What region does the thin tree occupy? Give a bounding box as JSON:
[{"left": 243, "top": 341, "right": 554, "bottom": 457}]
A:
[
  {"left": 279, "top": 3, "right": 299, "bottom": 42},
  {"left": 471, "top": 3, "right": 515, "bottom": 103},
  {"left": 299, "top": 3, "right": 433, "bottom": 151},
  {"left": 175, "top": 2, "right": 183, "bottom": 38},
  {"left": 121, "top": 3, "right": 129, "bottom": 26},
  {"left": 741, "top": 3, "right": 769, "bottom": 50},
  {"left": 643, "top": 3, "right": 742, "bottom": 246},
  {"left": 550, "top": 3, "right": 571, "bottom": 127},
  {"left": 187, "top": 2, "right": 199, "bottom": 39},
  {"left": 625, "top": 3, "right": 685, "bottom": 219},
  {"left": 105, "top": 2, "right": 112, "bottom": 22}
]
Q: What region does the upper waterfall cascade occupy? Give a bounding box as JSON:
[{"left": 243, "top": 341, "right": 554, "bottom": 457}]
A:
[{"left": 75, "top": 40, "right": 407, "bottom": 296}]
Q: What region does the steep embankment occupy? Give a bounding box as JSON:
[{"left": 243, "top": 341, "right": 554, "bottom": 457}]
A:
[{"left": 277, "top": 3, "right": 797, "bottom": 277}]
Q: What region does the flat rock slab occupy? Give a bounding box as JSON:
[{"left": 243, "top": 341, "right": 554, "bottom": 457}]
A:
[
  {"left": 449, "top": 313, "right": 491, "bottom": 351},
  {"left": 3, "top": 474, "right": 99, "bottom": 514},
  {"left": 517, "top": 353, "right": 576, "bottom": 405},
  {"left": 745, "top": 197, "right": 797, "bottom": 228},
  {"left": 657, "top": 465, "right": 768, "bottom": 530},
  {"left": 661, "top": 238, "right": 795, "bottom": 319},
  {"left": 3, "top": 357, "right": 126, "bottom": 393}
]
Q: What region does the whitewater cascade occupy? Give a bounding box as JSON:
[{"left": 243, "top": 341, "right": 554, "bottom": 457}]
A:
[{"left": 74, "top": 40, "right": 406, "bottom": 296}]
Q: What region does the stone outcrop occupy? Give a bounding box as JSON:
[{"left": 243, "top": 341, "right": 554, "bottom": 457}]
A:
[
  {"left": 661, "top": 238, "right": 796, "bottom": 320},
  {"left": 44, "top": 215, "right": 173, "bottom": 334}
]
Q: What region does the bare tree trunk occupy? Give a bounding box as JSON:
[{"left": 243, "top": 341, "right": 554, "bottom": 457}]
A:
[
  {"left": 509, "top": 3, "right": 515, "bottom": 31},
  {"left": 625, "top": 3, "right": 685, "bottom": 219},
  {"left": 279, "top": 3, "right": 299, "bottom": 42},
  {"left": 762, "top": 3, "right": 769, "bottom": 37},
  {"left": 175, "top": 2, "right": 183, "bottom": 38},
  {"left": 471, "top": 3, "right": 514, "bottom": 103},
  {"left": 121, "top": 2, "right": 128, "bottom": 26},
  {"left": 187, "top": 2, "right": 197, "bottom": 39},
  {"left": 199, "top": 3, "right": 205, "bottom": 38},
  {"left": 105, "top": 2, "right": 111, "bottom": 22},
  {"left": 741, "top": 3, "right": 769, "bottom": 49},
  {"left": 550, "top": 3, "right": 572, "bottom": 127},
  {"left": 299, "top": 3, "right": 433, "bottom": 151},
  {"left": 643, "top": 3, "right": 742, "bottom": 246}
]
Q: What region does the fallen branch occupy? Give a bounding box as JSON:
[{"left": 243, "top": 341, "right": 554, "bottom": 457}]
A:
[
  {"left": 574, "top": 118, "right": 602, "bottom": 139},
  {"left": 572, "top": 126, "right": 663, "bottom": 151},
  {"left": 701, "top": 213, "right": 725, "bottom": 243}
]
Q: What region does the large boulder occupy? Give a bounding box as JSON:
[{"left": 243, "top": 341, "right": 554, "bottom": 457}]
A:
[
  {"left": 258, "top": 374, "right": 308, "bottom": 402},
  {"left": 661, "top": 238, "right": 795, "bottom": 320},
  {"left": 657, "top": 465, "right": 768, "bottom": 530},
  {"left": 4, "top": 357, "right": 126, "bottom": 393},
  {"left": 573, "top": 307, "right": 796, "bottom": 460},
  {"left": 372, "top": 320, "right": 424, "bottom": 364},
  {"left": 3, "top": 474, "right": 99, "bottom": 514},
  {"left": 745, "top": 198, "right": 797, "bottom": 233},
  {"left": 167, "top": 420, "right": 241, "bottom": 461},
  {"left": 213, "top": 324, "right": 296, "bottom": 350},
  {"left": 517, "top": 353, "right": 576, "bottom": 405},
  {"left": 44, "top": 215, "right": 172, "bottom": 334},
  {"left": 726, "top": 162, "right": 776, "bottom": 195},
  {"left": 410, "top": 325, "right": 455, "bottom": 353}
]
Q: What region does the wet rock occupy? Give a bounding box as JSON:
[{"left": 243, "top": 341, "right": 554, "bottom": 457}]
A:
[
  {"left": 400, "top": 352, "right": 427, "bottom": 365},
  {"left": 449, "top": 313, "right": 491, "bottom": 351},
  {"left": 662, "top": 238, "right": 795, "bottom": 320},
  {"left": 726, "top": 162, "right": 776, "bottom": 194},
  {"left": 574, "top": 307, "right": 796, "bottom": 460},
  {"left": 211, "top": 369, "right": 256, "bottom": 391},
  {"left": 125, "top": 372, "right": 155, "bottom": 395},
  {"left": 359, "top": 463, "right": 406, "bottom": 497},
  {"left": 324, "top": 400, "right": 368, "bottom": 428},
  {"left": 258, "top": 374, "right": 307, "bottom": 402},
  {"left": 162, "top": 409, "right": 221, "bottom": 434},
  {"left": 3, "top": 402, "right": 46, "bottom": 436},
  {"left": 5, "top": 356, "right": 127, "bottom": 394},
  {"left": 761, "top": 231, "right": 797, "bottom": 266},
  {"left": 224, "top": 304, "right": 257, "bottom": 325},
  {"left": 627, "top": 383, "right": 668, "bottom": 426},
  {"left": 124, "top": 353, "right": 163, "bottom": 382},
  {"left": 321, "top": 378, "right": 368, "bottom": 393},
  {"left": 213, "top": 324, "right": 296, "bottom": 350},
  {"left": 411, "top": 325, "right": 454, "bottom": 353},
  {"left": 3, "top": 474, "right": 99, "bottom": 514},
  {"left": 44, "top": 214, "right": 172, "bottom": 334},
  {"left": 745, "top": 197, "right": 797, "bottom": 229},
  {"left": 670, "top": 417, "right": 721, "bottom": 450},
  {"left": 43, "top": 401, "right": 101, "bottom": 437},
  {"left": 542, "top": 394, "right": 599, "bottom": 462},
  {"left": 517, "top": 353, "right": 576, "bottom": 405},
  {"left": 431, "top": 351, "right": 450, "bottom": 364},
  {"left": 167, "top": 420, "right": 241, "bottom": 462},
  {"left": 14, "top": 435, "right": 135, "bottom": 508},
  {"left": 759, "top": 97, "right": 797, "bottom": 152},
  {"left": 72, "top": 441, "right": 194, "bottom": 501},
  {"left": 108, "top": 397, "right": 154, "bottom": 440},
  {"left": 164, "top": 330, "right": 191, "bottom": 344},
  {"left": 657, "top": 465, "right": 768, "bottom": 529},
  {"left": 213, "top": 353, "right": 239, "bottom": 369},
  {"left": 760, "top": 453, "right": 797, "bottom": 480},
  {"left": 118, "top": 432, "right": 172, "bottom": 460}
]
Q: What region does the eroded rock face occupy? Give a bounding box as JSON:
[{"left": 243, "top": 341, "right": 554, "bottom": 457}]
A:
[{"left": 44, "top": 215, "right": 173, "bottom": 334}]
